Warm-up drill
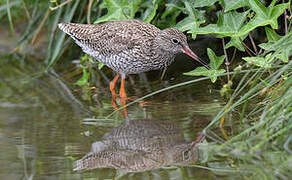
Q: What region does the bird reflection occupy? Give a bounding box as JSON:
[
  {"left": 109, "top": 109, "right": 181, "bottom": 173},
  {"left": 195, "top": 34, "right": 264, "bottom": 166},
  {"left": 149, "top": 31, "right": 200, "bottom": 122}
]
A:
[{"left": 74, "top": 119, "right": 200, "bottom": 172}]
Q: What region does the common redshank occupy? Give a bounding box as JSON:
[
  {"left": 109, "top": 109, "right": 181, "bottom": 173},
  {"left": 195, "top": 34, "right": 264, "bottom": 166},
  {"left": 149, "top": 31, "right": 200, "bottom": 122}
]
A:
[{"left": 58, "top": 20, "right": 209, "bottom": 111}]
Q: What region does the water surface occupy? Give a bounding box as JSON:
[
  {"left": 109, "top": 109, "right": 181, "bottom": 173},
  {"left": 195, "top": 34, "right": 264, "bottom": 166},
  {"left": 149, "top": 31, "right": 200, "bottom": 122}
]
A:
[{"left": 0, "top": 54, "right": 225, "bottom": 179}]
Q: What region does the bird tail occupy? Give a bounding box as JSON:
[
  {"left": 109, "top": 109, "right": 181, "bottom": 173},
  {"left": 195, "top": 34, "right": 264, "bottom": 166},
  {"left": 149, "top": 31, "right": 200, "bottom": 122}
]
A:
[
  {"left": 73, "top": 152, "right": 99, "bottom": 171},
  {"left": 58, "top": 23, "right": 95, "bottom": 38}
]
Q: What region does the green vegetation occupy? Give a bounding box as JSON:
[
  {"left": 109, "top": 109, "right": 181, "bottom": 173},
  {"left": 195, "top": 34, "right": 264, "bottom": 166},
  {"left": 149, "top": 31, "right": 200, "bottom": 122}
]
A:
[{"left": 1, "top": 0, "right": 292, "bottom": 179}]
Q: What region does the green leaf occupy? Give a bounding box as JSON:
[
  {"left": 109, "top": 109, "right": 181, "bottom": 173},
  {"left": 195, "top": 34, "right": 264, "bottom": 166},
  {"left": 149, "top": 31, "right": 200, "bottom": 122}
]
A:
[
  {"left": 175, "top": 1, "right": 205, "bottom": 39},
  {"left": 197, "top": 10, "right": 249, "bottom": 37},
  {"left": 185, "top": 67, "right": 226, "bottom": 83},
  {"left": 98, "top": 62, "right": 104, "bottom": 70},
  {"left": 265, "top": 27, "right": 281, "bottom": 43},
  {"left": 196, "top": 0, "right": 289, "bottom": 50},
  {"left": 158, "top": 2, "right": 183, "bottom": 28},
  {"left": 196, "top": 10, "right": 249, "bottom": 50},
  {"left": 193, "top": 0, "right": 219, "bottom": 8},
  {"left": 276, "top": 51, "right": 290, "bottom": 63},
  {"left": 259, "top": 31, "right": 292, "bottom": 51},
  {"left": 243, "top": 53, "right": 273, "bottom": 68},
  {"left": 223, "top": 0, "right": 249, "bottom": 12},
  {"left": 75, "top": 68, "right": 90, "bottom": 86},
  {"left": 207, "top": 48, "right": 226, "bottom": 69},
  {"left": 225, "top": 36, "right": 247, "bottom": 51},
  {"left": 258, "top": 27, "right": 282, "bottom": 54},
  {"left": 195, "top": 0, "right": 289, "bottom": 51},
  {"left": 184, "top": 48, "right": 226, "bottom": 83},
  {"left": 142, "top": 1, "right": 159, "bottom": 23},
  {"left": 162, "top": 4, "right": 178, "bottom": 19},
  {"left": 259, "top": 31, "right": 292, "bottom": 63},
  {"left": 239, "top": 0, "right": 290, "bottom": 34},
  {"left": 164, "top": 3, "right": 185, "bottom": 12},
  {"left": 94, "top": 0, "right": 142, "bottom": 24},
  {"left": 217, "top": 11, "right": 223, "bottom": 27},
  {"left": 129, "top": 0, "right": 142, "bottom": 18}
]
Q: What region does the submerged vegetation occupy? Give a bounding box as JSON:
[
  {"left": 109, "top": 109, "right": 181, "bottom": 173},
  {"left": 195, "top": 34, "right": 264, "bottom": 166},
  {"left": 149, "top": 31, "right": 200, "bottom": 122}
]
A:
[{"left": 1, "top": 0, "right": 292, "bottom": 179}]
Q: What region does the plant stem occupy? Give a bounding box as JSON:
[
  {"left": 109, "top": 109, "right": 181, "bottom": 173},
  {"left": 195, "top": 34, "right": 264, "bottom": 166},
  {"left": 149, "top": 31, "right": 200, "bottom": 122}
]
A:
[
  {"left": 31, "top": 9, "right": 50, "bottom": 45},
  {"left": 50, "top": 0, "right": 73, "bottom": 11},
  {"left": 230, "top": 48, "right": 237, "bottom": 65},
  {"left": 242, "top": 41, "right": 255, "bottom": 56},
  {"left": 6, "top": 0, "right": 15, "bottom": 36},
  {"left": 283, "top": 0, "right": 288, "bottom": 34},
  {"left": 248, "top": 33, "right": 258, "bottom": 54},
  {"left": 21, "top": 0, "right": 31, "bottom": 20},
  {"left": 87, "top": 0, "right": 94, "bottom": 24},
  {"left": 221, "top": 38, "right": 230, "bottom": 82}
]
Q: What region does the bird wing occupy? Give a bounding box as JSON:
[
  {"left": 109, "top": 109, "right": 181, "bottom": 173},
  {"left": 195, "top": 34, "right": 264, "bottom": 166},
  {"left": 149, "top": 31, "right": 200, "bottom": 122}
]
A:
[{"left": 58, "top": 20, "right": 160, "bottom": 59}]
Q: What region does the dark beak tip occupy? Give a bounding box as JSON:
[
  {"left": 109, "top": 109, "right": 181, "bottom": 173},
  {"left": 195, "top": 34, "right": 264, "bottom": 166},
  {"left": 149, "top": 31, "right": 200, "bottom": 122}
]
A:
[{"left": 182, "top": 47, "right": 210, "bottom": 70}]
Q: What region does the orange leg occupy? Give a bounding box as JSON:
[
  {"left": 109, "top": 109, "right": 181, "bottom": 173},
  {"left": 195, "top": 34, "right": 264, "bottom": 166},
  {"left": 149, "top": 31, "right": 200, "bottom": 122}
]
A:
[
  {"left": 110, "top": 74, "right": 120, "bottom": 97},
  {"left": 110, "top": 74, "right": 120, "bottom": 111},
  {"left": 119, "top": 77, "right": 127, "bottom": 100},
  {"left": 119, "top": 76, "right": 128, "bottom": 117}
]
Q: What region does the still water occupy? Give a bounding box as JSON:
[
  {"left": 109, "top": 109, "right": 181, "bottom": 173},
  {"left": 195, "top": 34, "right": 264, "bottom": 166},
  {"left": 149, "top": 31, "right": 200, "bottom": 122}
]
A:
[{"left": 0, "top": 54, "right": 225, "bottom": 179}]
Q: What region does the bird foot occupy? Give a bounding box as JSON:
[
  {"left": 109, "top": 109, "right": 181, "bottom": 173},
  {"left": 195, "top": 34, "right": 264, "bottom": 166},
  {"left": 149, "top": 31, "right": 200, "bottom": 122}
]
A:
[{"left": 124, "top": 96, "right": 151, "bottom": 107}]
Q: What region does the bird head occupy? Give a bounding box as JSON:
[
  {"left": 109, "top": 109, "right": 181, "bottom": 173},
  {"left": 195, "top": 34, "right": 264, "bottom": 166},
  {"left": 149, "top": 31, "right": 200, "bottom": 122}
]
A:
[
  {"left": 169, "top": 143, "right": 199, "bottom": 166},
  {"left": 155, "top": 28, "right": 210, "bottom": 69}
]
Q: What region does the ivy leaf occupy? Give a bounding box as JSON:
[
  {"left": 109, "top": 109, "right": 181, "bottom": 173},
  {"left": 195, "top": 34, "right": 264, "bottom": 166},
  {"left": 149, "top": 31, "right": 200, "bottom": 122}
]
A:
[
  {"left": 225, "top": 36, "right": 248, "bottom": 51},
  {"left": 94, "top": 0, "right": 142, "bottom": 24},
  {"left": 259, "top": 31, "right": 292, "bottom": 51},
  {"left": 259, "top": 31, "right": 292, "bottom": 63},
  {"left": 223, "top": 0, "right": 249, "bottom": 12},
  {"left": 196, "top": 10, "right": 248, "bottom": 50},
  {"left": 243, "top": 53, "right": 273, "bottom": 68},
  {"left": 265, "top": 27, "right": 281, "bottom": 42},
  {"left": 184, "top": 68, "right": 226, "bottom": 83},
  {"left": 159, "top": 2, "right": 183, "bottom": 28},
  {"left": 142, "top": 1, "right": 159, "bottom": 23},
  {"left": 193, "top": 0, "right": 219, "bottom": 8},
  {"left": 195, "top": 0, "right": 289, "bottom": 51},
  {"left": 207, "top": 48, "right": 226, "bottom": 70},
  {"left": 239, "top": 0, "right": 289, "bottom": 35},
  {"left": 175, "top": 0, "right": 205, "bottom": 39},
  {"left": 276, "top": 51, "right": 290, "bottom": 63},
  {"left": 184, "top": 48, "right": 226, "bottom": 83},
  {"left": 128, "top": 0, "right": 143, "bottom": 18},
  {"left": 258, "top": 27, "right": 282, "bottom": 51},
  {"left": 197, "top": 10, "right": 249, "bottom": 37}
]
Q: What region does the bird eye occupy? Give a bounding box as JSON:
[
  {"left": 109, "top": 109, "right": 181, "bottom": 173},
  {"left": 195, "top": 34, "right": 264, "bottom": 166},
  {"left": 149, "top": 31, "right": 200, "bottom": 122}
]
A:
[
  {"left": 172, "top": 38, "right": 179, "bottom": 44},
  {"left": 183, "top": 150, "right": 190, "bottom": 160}
]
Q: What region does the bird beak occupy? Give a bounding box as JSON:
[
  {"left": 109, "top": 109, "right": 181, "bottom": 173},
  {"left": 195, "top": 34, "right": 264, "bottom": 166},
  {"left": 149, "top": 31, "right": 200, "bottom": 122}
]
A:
[{"left": 182, "top": 46, "right": 210, "bottom": 69}]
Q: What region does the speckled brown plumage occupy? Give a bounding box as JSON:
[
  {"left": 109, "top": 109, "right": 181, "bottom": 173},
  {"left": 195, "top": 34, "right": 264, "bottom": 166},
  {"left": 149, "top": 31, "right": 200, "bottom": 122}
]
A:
[{"left": 58, "top": 20, "right": 207, "bottom": 76}]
